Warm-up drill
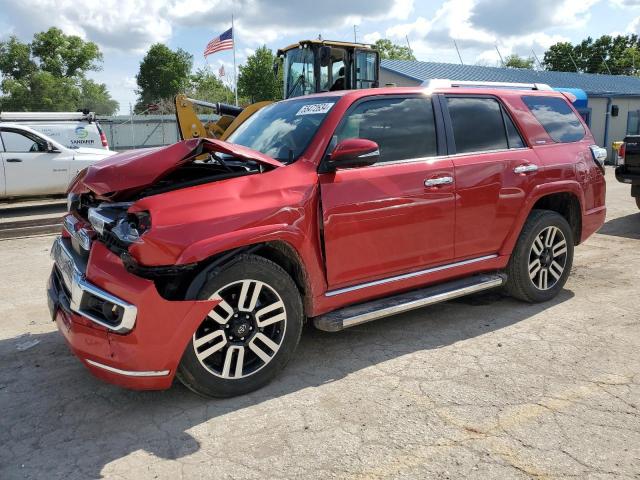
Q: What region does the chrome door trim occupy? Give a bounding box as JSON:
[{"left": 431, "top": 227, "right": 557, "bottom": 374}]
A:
[
  {"left": 325, "top": 254, "right": 499, "bottom": 297},
  {"left": 513, "top": 164, "right": 539, "bottom": 174},
  {"left": 424, "top": 176, "right": 454, "bottom": 187}
]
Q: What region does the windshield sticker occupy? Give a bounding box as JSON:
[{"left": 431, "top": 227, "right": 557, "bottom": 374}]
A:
[{"left": 296, "top": 103, "right": 334, "bottom": 116}]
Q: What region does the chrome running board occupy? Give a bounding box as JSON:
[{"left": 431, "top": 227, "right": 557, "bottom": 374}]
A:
[{"left": 313, "top": 274, "right": 506, "bottom": 332}]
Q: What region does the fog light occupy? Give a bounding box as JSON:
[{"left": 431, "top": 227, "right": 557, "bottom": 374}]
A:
[{"left": 101, "top": 302, "right": 124, "bottom": 324}]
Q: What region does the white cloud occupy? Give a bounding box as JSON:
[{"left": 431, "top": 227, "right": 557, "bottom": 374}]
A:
[{"left": 3, "top": 1, "right": 173, "bottom": 53}]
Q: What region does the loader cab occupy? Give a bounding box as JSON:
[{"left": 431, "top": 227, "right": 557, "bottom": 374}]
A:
[{"left": 277, "top": 40, "right": 380, "bottom": 99}]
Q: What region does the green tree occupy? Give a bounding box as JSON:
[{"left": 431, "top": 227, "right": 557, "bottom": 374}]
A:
[
  {"left": 373, "top": 39, "right": 416, "bottom": 61},
  {"left": 544, "top": 34, "right": 640, "bottom": 75},
  {"left": 543, "top": 42, "right": 577, "bottom": 72},
  {"left": 79, "top": 79, "right": 119, "bottom": 115},
  {"left": 504, "top": 54, "right": 535, "bottom": 69},
  {"left": 189, "top": 68, "right": 235, "bottom": 105},
  {"left": 31, "top": 27, "right": 102, "bottom": 77},
  {"left": 0, "top": 28, "right": 118, "bottom": 113},
  {"left": 136, "top": 43, "right": 193, "bottom": 110},
  {"left": 237, "top": 46, "right": 281, "bottom": 103},
  {"left": 0, "top": 36, "right": 36, "bottom": 80},
  {"left": 1, "top": 71, "right": 80, "bottom": 111}
]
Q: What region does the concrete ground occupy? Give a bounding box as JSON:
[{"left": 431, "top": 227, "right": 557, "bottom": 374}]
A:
[{"left": 0, "top": 168, "right": 638, "bottom": 479}]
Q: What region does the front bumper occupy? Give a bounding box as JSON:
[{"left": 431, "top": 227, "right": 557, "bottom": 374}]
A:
[{"left": 48, "top": 236, "right": 217, "bottom": 390}]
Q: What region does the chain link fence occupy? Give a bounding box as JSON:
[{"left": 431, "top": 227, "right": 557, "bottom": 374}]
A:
[{"left": 98, "top": 113, "right": 220, "bottom": 152}]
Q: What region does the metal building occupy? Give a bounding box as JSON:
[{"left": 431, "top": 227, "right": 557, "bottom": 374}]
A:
[{"left": 380, "top": 59, "right": 640, "bottom": 157}]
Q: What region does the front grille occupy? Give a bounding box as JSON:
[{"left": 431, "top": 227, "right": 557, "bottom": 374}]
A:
[
  {"left": 52, "top": 266, "right": 72, "bottom": 311},
  {"left": 98, "top": 230, "right": 129, "bottom": 256}
]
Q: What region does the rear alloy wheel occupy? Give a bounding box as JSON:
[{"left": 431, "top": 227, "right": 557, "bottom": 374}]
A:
[
  {"left": 505, "top": 210, "right": 574, "bottom": 303},
  {"left": 527, "top": 226, "right": 568, "bottom": 291},
  {"left": 177, "top": 255, "right": 303, "bottom": 398}
]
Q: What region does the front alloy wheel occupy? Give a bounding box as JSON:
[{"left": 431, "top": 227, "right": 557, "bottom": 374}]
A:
[
  {"left": 178, "top": 255, "right": 303, "bottom": 398},
  {"left": 193, "top": 279, "right": 287, "bottom": 380}
]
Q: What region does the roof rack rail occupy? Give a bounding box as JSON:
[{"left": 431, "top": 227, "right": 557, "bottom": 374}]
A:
[
  {"left": 0, "top": 111, "right": 96, "bottom": 122},
  {"left": 423, "top": 79, "right": 553, "bottom": 91}
]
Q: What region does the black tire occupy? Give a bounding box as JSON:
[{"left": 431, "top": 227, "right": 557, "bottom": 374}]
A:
[
  {"left": 177, "top": 254, "right": 303, "bottom": 398},
  {"left": 505, "top": 210, "right": 574, "bottom": 303},
  {"left": 635, "top": 196, "right": 640, "bottom": 210}
]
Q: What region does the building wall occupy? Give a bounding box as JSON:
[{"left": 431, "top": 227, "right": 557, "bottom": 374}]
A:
[
  {"left": 588, "top": 96, "right": 640, "bottom": 157},
  {"left": 587, "top": 97, "right": 608, "bottom": 148},
  {"left": 380, "top": 69, "right": 421, "bottom": 87}
]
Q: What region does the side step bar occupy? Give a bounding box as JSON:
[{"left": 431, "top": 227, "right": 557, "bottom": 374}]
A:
[{"left": 313, "top": 274, "right": 506, "bottom": 332}]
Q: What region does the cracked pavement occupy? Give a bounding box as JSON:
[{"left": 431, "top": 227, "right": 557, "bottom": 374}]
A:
[{"left": 0, "top": 168, "right": 639, "bottom": 479}]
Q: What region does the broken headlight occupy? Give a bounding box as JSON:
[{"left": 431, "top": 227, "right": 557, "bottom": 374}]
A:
[{"left": 111, "top": 211, "right": 152, "bottom": 245}]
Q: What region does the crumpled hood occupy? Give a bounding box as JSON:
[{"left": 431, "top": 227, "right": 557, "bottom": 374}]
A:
[{"left": 69, "top": 138, "right": 283, "bottom": 197}]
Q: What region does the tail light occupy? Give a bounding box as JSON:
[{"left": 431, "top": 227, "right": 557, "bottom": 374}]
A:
[
  {"left": 618, "top": 143, "right": 625, "bottom": 165},
  {"left": 589, "top": 145, "right": 607, "bottom": 174}
]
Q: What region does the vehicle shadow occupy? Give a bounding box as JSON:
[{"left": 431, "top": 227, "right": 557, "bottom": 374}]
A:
[
  {"left": 0, "top": 289, "right": 573, "bottom": 479},
  {"left": 598, "top": 212, "right": 640, "bottom": 239}
]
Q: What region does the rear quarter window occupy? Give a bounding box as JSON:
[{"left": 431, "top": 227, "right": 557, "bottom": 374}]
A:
[{"left": 522, "top": 96, "right": 585, "bottom": 143}]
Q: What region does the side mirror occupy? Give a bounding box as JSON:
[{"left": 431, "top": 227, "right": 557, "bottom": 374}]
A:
[
  {"left": 46, "top": 141, "right": 60, "bottom": 153},
  {"left": 325, "top": 138, "right": 380, "bottom": 171}
]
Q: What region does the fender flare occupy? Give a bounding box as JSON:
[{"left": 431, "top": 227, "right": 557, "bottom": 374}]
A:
[
  {"left": 178, "top": 224, "right": 321, "bottom": 304},
  {"left": 499, "top": 180, "right": 585, "bottom": 256}
]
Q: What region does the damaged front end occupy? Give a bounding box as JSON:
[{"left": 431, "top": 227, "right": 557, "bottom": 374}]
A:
[
  {"left": 66, "top": 138, "right": 284, "bottom": 290},
  {"left": 50, "top": 138, "right": 286, "bottom": 388}
]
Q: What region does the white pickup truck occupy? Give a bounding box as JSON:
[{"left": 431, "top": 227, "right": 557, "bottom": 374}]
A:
[{"left": 0, "top": 123, "right": 115, "bottom": 198}]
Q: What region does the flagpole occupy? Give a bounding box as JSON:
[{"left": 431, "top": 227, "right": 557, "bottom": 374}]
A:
[{"left": 232, "top": 14, "right": 238, "bottom": 106}]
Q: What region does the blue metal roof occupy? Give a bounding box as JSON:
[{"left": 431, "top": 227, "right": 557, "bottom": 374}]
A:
[{"left": 381, "top": 59, "right": 640, "bottom": 96}]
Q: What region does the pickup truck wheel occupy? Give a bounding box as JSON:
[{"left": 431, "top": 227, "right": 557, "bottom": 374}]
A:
[
  {"left": 505, "top": 210, "right": 574, "bottom": 303},
  {"left": 177, "top": 255, "right": 303, "bottom": 398}
]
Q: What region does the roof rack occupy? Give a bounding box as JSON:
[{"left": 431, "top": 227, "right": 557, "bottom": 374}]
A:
[
  {"left": 423, "top": 79, "right": 553, "bottom": 91},
  {"left": 0, "top": 111, "right": 96, "bottom": 122}
]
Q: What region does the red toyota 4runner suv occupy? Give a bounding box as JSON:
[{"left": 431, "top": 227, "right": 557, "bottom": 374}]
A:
[{"left": 48, "top": 83, "right": 607, "bottom": 397}]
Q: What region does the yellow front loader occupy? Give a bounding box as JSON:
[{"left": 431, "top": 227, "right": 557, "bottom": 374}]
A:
[
  {"left": 175, "top": 39, "right": 380, "bottom": 142},
  {"left": 174, "top": 94, "right": 272, "bottom": 141}
]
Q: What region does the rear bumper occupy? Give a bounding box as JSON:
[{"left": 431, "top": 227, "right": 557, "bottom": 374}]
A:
[
  {"left": 48, "top": 238, "right": 217, "bottom": 391},
  {"left": 581, "top": 205, "right": 607, "bottom": 243},
  {"left": 615, "top": 166, "right": 640, "bottom": 185}
]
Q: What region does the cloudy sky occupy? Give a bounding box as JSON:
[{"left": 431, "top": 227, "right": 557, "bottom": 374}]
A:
[{"left": 0, "top": 0, "right": 636, "bottom": 113}]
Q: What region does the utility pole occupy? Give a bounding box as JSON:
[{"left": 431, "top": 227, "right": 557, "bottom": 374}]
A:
[
  {"left": 232, "top": 13, "right": 238, "bottom": 106},
  {"left": 531, "top": 49, "right": 542, "bottom": 70},
  {"left": 405, "top": 35, "right": 413, "bottom": 58},
  {"left": 568, "top": 51, "right": 580, "bottom": 72},
  {"left": 602, "top": 55, "right": 612, "bottom": 75},
  {"left": 495, "top": 45, "right": 504, "bottom": 66},
  {"left": 454, "top": 40, "right": 464, "bottom": 65},
  {"left": 129, "top": 103, "right": 135, "bottom": 150}
]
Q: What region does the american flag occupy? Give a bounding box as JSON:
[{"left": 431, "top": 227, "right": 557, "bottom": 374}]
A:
[{"left": 204, "top": 28, "right": 233, "bottom": 57}]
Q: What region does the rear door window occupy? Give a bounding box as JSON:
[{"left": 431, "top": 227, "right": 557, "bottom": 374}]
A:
[
  {"left": 522, "top": 96, "right": 585, "bottom": 143},
  {"left": 334, "top": 96, "right": 438, "bottom": 163},
  {"left": 446, "top": 97, "right": 510, "bottom": 154}
]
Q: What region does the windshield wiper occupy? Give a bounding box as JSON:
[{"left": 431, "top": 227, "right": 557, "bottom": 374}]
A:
[{"left": 287, "top": 74, "right": 305, "bottom": 98}]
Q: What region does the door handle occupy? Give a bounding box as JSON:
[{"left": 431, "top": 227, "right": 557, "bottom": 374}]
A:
[
  {"left": 514, "top": 164, "right": 538, "bottom": 174},
  {"left": 424, "top": 176, "right": 454, "bottom": 187},
  {"left": 5, "top": 158, "right": 22, "bottom": 163}
]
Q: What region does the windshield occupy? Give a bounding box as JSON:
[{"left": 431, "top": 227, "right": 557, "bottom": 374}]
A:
[
  {"left": 226, "top": 97, "right": 337, "bottom": 163},
  {"left": 283, "top": 47, "right": 316, "bottom": 98}
]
